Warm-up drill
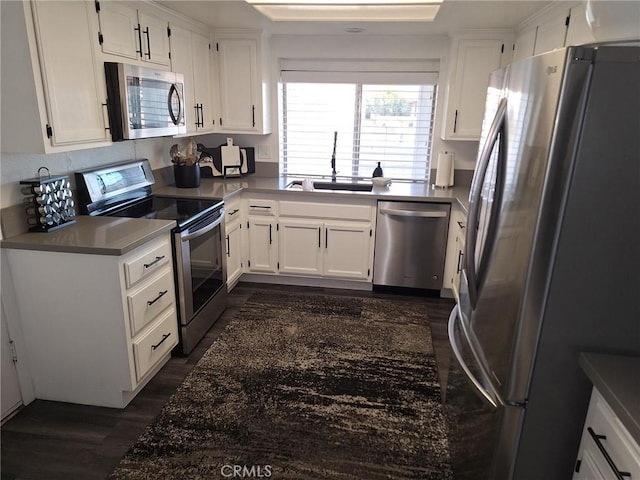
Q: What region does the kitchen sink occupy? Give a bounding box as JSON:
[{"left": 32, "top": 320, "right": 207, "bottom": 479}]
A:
[{"left": 287, "top": 180, "right": 373, "bottom": 192}]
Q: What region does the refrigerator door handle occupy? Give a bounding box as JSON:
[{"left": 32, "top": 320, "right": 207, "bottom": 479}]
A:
[
  {"left": 465, "top": 97, "right": 508, "bottom": 308},
  {"left": 448, "top": 305, "right": 504, "bottom": 408}
]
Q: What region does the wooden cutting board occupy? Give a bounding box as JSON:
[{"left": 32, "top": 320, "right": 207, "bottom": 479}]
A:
[{"left": 221, "top": 145, "right": 241, "bottom": 170}]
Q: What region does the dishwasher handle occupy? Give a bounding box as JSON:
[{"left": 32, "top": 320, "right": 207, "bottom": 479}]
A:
[{"left": 379, "top": 207, "right": 448, "bottom": 218}]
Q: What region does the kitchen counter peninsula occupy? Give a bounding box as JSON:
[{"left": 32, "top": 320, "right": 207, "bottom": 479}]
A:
[
  {"left": 0, "top": 216, "right": 175, "bottom": 255},
  {"left": 579, "top": 352, "right": 640, "bottom": 445}
]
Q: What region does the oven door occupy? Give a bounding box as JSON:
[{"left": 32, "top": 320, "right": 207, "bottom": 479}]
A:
[{"left": 174, "top": 208, "right": 227, "bottom": 339}]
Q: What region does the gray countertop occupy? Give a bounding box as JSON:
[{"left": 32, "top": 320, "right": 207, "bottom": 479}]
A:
[
  {"left": 1, "top": 175, "right": 470, "bottom": 255},
  {"left": 579, "top": 352, "right": 640, "bottom": 444},
  {"left": 1, "top": 216, "right": 175, "bottom": 255},
  {"left": 155, "top": 176, "right": 471, "bottom": 213}
]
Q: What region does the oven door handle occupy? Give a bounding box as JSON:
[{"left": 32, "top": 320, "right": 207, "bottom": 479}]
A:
[{"left": 180, "top": 211, "right": 224, "bottom": 242}]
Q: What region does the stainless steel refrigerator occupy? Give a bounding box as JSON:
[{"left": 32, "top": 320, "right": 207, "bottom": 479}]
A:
[{"left": 447, "top": 45, "right": 640, "bottom": 479}]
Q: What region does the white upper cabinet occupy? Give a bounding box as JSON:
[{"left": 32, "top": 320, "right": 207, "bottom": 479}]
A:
[
  {"left": 513, "top": 2, "right": 597, "bottom": 63},
  {"left": 0, "top": 1, "right": 111, "bottom": 153},
  {"left": 191, "top": 32, "right": 216, "bottom": 131},
  {"left": 97, "top": 2, "right": 139, "bottom": 60},
  {"left": 96, "top": 1, "right": 170, "bottom": 67},
  {"left": 138, "top": 10, "right": 170, "bottom": 66},
  {"left": 513, "top": 27, "right": 537, "bottom": 62},
  {"left": 214, "top": 31, "right": 271, "bottom": 134},
  {"left": 533, "top": 9, "right": 569, "bottom": 55},
  {"left": 170, "top": 23, "right": 215, "bottom": 133},
  {"left": 565, "top": 3, "right": 596, "bottom": 46},
  {"left": 441, "top": 35, "right": 511, "bottom": 141}
]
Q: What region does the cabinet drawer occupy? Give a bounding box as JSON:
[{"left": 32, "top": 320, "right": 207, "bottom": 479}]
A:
[
  {"left": 225, "top": 201, "right": 242, "bottom": 223},
  {"left": 132, "top": 308, "right": 178, "bottom": 382},
  {"left": 124, "top": 241, "right": 171, "bottom": 288},
  {"left": 247, "top": 199, "right": 277, "bottom": 216},
  {"left": 280, "top": 201, "right": 372, "bottom": 221},
  {"left": 583, "top": 390, "right": 640, "bottom": 479},
  {"left": 127, "top": 269, "right": 175, "bottom": 336}
]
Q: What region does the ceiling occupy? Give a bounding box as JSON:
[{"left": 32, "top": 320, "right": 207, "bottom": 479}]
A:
[{"left": 158, "top": 0, "right": 560, "bottom": 36}]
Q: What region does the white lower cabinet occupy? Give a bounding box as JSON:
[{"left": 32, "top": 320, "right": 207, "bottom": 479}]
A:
[
  {"left": 247, "top": 217, "right": 278, "bottom": 273},
  {"left": 278, "top": 219, "right": 324, "bottom": 276},
  {"left": 442, "top": 205, "right": 467, "bottom": 297},
  {"left": 323, "top": 222, "right": 372, "bottom": 280},
  {"left": 278, "top": 219, "right": 372, "bottom": 280},
  {"left": 224, "top": 195, "right": 244, "bottom": 290},
  {"left": 246, "top": 199, "right": 279, "bottom": 274},
  {"left": 3, "top": 234, "right": 178, "bottom": 408},
  {"left": 573, "top": 388, "right": 640, "bottom": 479},
  {"left": 278, "top": 200, "right": 375, "bottom": 282},
  {"left": 226, "top": 220, "right": 243, "bottom": 289}
]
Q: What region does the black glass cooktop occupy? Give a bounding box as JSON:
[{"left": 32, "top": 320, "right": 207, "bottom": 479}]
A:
[{"left": 109, "top": 196, "right": 223, "bottom": 229}]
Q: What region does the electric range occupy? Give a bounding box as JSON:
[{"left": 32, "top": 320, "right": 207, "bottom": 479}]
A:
[{"left": 75, "top": 160, "right": 227, "bottom": 355}]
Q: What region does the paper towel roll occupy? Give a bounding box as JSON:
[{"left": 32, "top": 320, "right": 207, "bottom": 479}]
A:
[{"left": 434, "top": 152, "right": 455, "bottom": 187}]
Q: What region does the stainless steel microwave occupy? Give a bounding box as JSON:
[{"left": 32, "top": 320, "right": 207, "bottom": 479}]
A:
[{"left": 104, "top": 62, "right": 186, "bottom": 141}]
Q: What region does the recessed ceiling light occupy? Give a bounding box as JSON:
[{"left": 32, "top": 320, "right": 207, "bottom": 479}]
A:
[{"left": 245, "top": 1, "right": 442, "bottom": 22}]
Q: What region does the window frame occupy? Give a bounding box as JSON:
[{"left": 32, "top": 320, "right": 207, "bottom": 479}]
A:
[{"left": 279, "top": 80, "right": 438, "bottom": 181}]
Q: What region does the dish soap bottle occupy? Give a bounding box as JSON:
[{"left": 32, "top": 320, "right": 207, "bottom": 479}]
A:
[{"left": 372, "top": 162, "right": 383, "bottom": 178}]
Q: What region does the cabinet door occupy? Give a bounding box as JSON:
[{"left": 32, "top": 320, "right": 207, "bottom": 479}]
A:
[
  {"left": 534, "top": 11, "right": 569, "bottom": 55},
  {"left": 513, "top": 28, "right": 536, "bottom": 62},
  {"left": 31, "top": 1, "right": 110, "bottom": 145},
  {"left": 138, "top": 10, "right": 169, "bottom": 67},
  {"left": 169, "top": 24, "right": 197, "bottom": 133},
  {"left": 1, "top": 309, "right": 22, "bottom": 421},
  {"left": 279, "top": 219, "right": 323, "bottom": 276},
  {"left": 443, "top": 208, "right": 466, "bottom": 294},
  {"left": 566, "top": 4, "right": 596, "bottom": 47},
  {"left": 226, "top": 220, "right": 243, "bottom": 290},
  {"left": 444, "top": 39, "right": 504, "bottom": 140},
  {"left": 247, "top": 217, "right": 278, "bottom": 273},
  {"left": 573, "top": 446, "right": 608, "bottom": 480},
  {"left": 217, "top": 38, "right": 257, "bottom": 131},
  {"left": 97, "top": 1, "right": 140, "bottom": 60},
  {"left": 452, "top": 231, "right": 465, "bottom": 298},
  {"left": 192, "top": 32, "right": 215, "bottom": 132},
  {"left": 324, "top": 222, "right": 372, "bottom": 280}
]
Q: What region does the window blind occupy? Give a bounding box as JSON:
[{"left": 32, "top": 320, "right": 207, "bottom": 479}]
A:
[{"left": 280, "top": 82, "right": 437, "bottom": 180}]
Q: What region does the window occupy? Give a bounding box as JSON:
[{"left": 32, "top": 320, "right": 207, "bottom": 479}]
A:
[{"left": 279, "top": 82, "right": 437, "bottom": 180}]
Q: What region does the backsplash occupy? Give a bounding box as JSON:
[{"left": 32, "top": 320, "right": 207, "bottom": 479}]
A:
[
  {"left": 1, "top": 134, "right": 279, "bottom": 209},
  {"left": 0, "top": 138, "right": 175, "bottom": 209}
]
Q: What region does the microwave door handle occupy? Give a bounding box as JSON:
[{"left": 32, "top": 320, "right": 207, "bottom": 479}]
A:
[
  {"left": 448, "top": 305, "right": 502, "bottom": 408},
  {"left": 168, "top": 84, "right": 182, "bottom": 126},
  {"left": 465, "top": 97, "right": 507, "bottom": 308},
  {"left": 181, "top": 212, "right": 224, "bottom": 242}
]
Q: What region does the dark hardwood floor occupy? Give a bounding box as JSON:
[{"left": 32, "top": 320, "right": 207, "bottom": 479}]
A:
[{"left": 1, "top": 283, "right": 455, "bottom": 480}]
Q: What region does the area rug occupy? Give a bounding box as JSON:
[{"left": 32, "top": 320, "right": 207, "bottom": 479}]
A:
[{"left": 108, "top": 290, "right": 453, "bottom": 480}]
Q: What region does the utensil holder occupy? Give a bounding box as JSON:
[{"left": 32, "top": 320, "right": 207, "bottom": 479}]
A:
[
  {"left": 174, "top": 164, "right": 200, "bottom": 188},
  {"left": 21, "top": 167, "right": 76, "bottom": 232}
]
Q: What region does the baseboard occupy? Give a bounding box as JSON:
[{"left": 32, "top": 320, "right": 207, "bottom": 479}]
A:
[{"left": 240, "top": 273, "right": 373, "bottom": 291}]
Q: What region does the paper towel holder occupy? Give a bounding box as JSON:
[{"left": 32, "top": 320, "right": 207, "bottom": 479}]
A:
[{"left": 432, "top": 151, "right": 455, "bottom": 189}]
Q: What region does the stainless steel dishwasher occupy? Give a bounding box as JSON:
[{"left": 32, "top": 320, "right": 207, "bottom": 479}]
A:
[{"left": 373, "top": 201, "right": 450, "bottom": 289}]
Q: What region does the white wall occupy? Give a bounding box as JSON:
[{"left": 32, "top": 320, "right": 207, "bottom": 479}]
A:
[{"left": 266, "top": 33, "right": 481, "bottom": 176}]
